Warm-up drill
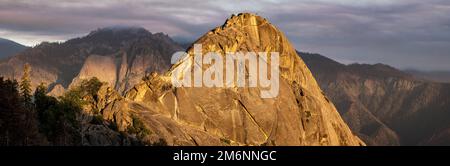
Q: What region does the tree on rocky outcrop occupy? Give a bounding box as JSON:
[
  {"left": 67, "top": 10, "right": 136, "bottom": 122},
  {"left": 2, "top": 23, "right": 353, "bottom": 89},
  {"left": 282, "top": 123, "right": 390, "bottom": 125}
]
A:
[
  {"left": 127, "top": 115, "right": 150, "bottom": 141},
  {"left": 35, "top": 77, "right": 110, "bottom": 145}
]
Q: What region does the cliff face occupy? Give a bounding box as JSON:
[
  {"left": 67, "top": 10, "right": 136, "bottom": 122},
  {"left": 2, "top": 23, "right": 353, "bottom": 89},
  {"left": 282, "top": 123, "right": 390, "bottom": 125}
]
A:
[
  {"left": 300, "top": 52, "right": 450, "bottom": 145},
  {"left": 71, "top": 55, "right": 118, "bottom": 89},
  {"left": 120, "top": 13, "right": 364, "bottom": 145}
]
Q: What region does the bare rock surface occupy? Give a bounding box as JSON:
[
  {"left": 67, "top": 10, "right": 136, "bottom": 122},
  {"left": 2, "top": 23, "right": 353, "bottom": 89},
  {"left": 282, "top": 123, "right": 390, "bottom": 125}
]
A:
[{"left": 122, "top": 13, "right": 364, "bottom": 146}]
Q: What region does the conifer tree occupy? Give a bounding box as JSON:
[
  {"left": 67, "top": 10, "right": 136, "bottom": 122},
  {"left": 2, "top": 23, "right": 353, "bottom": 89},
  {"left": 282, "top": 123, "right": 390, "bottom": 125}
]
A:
[{"left": 20, "top": 63, "right": 32, "bottom": 106}]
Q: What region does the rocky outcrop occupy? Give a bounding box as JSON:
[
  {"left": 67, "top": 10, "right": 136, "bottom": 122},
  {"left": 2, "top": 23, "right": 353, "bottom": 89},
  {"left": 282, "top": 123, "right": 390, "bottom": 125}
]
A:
[
  {"left": 79, "top": 82, "right": 229, "bottom": 146},
  {"left": 122, "top": 13, "right": 364, "bottom": 146},
  {"left": 47, "top": 84, "right": 66, "bottom": 97}
]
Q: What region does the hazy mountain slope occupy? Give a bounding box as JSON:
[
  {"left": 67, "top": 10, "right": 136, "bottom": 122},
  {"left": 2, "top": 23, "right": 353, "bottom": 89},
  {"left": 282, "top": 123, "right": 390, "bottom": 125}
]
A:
[
  {"left": 0, "top": 27, "right": 183, "bottom": 93},
  {"left": 300, "top": 52, "right": 450, "bottom": 145},
  {"left": 405, "top": 69, "right": 450, "bottom": 83},
  {"left": 0, "top": 38, "right": 28, "bottom": 59}
]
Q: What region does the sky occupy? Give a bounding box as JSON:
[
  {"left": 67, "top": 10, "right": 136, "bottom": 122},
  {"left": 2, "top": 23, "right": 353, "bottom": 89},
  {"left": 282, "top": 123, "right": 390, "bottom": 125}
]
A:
[{"left": 0, "top": 0, "right": 449, "bottom": 71}]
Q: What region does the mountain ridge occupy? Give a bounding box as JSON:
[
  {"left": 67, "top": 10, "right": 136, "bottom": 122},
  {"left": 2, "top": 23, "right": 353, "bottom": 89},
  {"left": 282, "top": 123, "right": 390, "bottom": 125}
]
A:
[
  {"left": 300, "top": 51, "right": 450, "bottom": 145},
  {"left": 0, "top": 38, "right": 28, "bottom": 59},
  {"left": 0, "top": 26, "right": 183, "bottom": 94}
]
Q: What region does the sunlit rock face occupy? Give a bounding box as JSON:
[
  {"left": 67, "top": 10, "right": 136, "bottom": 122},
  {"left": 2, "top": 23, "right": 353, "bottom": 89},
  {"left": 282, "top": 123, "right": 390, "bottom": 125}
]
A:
[{"left": 121, "top": 13, "right": 364, "bottom": 146}]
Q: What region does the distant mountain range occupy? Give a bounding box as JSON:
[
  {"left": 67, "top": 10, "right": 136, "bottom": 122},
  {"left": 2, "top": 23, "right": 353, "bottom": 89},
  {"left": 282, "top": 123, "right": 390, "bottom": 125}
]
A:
[
  {"left": 0, "top": 26, "right": 183, "bottom": 95},
  {"left": 0, "top": 38, "right": 28, "bottom": 59},
  {"left": 300, "top": 52, "right": 450, "bottom": 145}
]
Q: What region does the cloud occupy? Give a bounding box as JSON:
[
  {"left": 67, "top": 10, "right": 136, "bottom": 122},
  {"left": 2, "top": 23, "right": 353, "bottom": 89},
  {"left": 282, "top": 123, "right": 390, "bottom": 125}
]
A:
[{"left": 0, "top": 0, "right": 449, "bottom": 70}]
